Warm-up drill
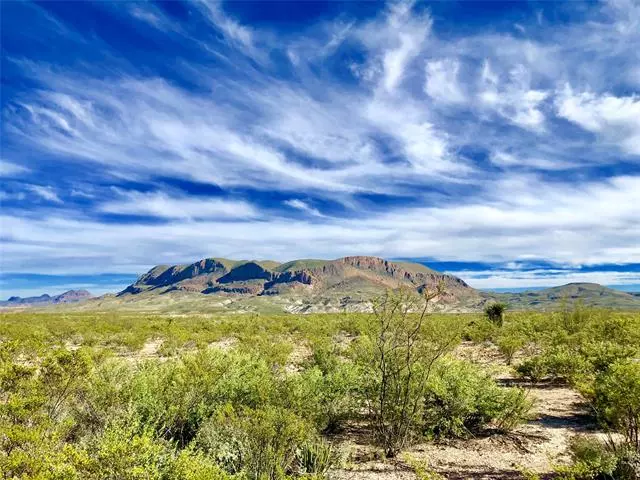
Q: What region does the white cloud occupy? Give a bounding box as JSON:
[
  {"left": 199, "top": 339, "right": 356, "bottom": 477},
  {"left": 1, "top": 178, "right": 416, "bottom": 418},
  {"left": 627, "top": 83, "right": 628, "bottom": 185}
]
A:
[
  {"left": 8, "top": 75, "right": 361, "bottom": 193},
  {"left": 0, "top": 161, "right": 29, "bottom": 177},
  {"left": 70, "top": 189, "right": 95, "bottom": 199},
  {"left": 556, "top": 85, "right": 640, "bottom": 155},
  {"left": 199, "top": 0, "right": 257, "bottom": 58},
  {"left": 478, "top": 62, "right": 548, "bottom": 130},
  {"left": 490, "top": 151, "right": 578, "bottom": 170},
  {"left": 0, "top": 191, "right": 26, "bottom": 202},
  {"left": 284, "top": 199, "right": 324, "bottom": 217},
  {"left": 130, "top": 6, "right": 165, "bottom": 29},
  {"left": 8, "top": 55, "right": 475, "bottom": 200},
  {"left": 382, "top": 30, "right": 424, "bottom": 92},
  {"left": 255, "top": 87, "right": 377, "bottom": 167},
  {"left": 425, "top": 59, "right": 465, "bottom": 104},
  {"left": 363, "top": 96, "right": 468, "bottom": 177},
  {"left": 355, "top": 0, "right": 432, "bottom": 93},
  {"left": 99, "top": 190, "right": 257, "bottom": 220},
  {"left": 27, "top": 185, "right": 63, "bottom": 204}
]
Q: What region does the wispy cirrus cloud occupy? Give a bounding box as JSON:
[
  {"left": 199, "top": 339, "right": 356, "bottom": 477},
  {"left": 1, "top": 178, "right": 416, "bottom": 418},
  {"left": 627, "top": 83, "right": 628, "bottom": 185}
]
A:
[
  {"left": 556, "top": 86, "right": 640, "bottom": 155},
  {"left": 283, "top": 199, "right": 324, "bottom": 218},
  {"left": 425, "top": 59, "right": 465, "bottom": 105},
  {"left": 26, "top": 185, "right": 63, "bottom": 204},
  {"left": 99, "top": 190, "right": 258, "bottom": 220},
  {"left": 0, "top": 161, "right": 29, "bottom": 177}
]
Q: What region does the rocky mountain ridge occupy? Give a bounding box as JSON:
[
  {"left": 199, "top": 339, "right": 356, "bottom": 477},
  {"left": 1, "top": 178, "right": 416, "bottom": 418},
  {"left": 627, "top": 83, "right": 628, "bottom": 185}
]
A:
[{"left": 118, "top": 256, "right": 476, "bottom": 303}]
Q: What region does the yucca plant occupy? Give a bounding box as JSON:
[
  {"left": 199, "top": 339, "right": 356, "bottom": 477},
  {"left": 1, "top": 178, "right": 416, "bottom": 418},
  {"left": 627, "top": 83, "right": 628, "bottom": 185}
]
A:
[
  {"left": 484, "top": 302, "right": 507, "bottom": 327},
  {"left": 296, "top": 439, "right": 335, "bottom": 478}
]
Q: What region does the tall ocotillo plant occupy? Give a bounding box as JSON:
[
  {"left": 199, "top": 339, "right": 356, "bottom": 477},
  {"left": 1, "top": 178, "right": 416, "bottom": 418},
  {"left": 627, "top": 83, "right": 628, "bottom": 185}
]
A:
[{"left": 358, "top": 282, "right": 460, "bottom": 457}]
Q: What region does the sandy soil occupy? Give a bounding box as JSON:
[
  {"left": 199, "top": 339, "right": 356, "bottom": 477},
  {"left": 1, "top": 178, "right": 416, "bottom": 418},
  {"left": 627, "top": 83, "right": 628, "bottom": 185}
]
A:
[
  {"left": 119, "top": 338, "right": 164, "bottom": 363},
  {"left": 208, "top": 337, "right": 238, "bottom": 351}
]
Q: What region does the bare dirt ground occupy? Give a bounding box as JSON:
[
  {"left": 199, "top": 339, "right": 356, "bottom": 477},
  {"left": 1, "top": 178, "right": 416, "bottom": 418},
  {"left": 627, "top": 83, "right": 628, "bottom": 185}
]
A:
[
  {"left": 208, "top": 336, "right": 238, "bottom": 351},
  {"left": 119, "top": 338, "right": 164, "bottom": 363},
  {"left": 332, "top": 342, "right": 601, "bottom": 480}
]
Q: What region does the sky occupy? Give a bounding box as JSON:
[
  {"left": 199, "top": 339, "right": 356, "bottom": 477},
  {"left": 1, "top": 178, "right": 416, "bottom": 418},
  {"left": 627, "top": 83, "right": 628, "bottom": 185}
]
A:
[{"left": 1, "top": 0, "right": 640, "bottom": 298}]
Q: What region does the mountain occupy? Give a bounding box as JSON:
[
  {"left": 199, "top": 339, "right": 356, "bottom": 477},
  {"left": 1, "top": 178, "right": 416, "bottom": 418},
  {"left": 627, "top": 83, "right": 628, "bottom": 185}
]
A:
[
  {"left": 117, "top": 256, "right": 480, "bottom": 309},
  {"left": 487, "top": 283, "right": 640, "bottom": 310},
  {"left": 0, "top": 289, "right": 93, "bottom": 307}
]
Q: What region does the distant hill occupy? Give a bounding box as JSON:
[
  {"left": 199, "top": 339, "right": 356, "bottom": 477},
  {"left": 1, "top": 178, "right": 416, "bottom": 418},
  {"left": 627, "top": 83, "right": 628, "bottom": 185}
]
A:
[
  {"left": 117, "top": 256, "right": 478, "bottom": 311},
  {"left": 0, "top": 290, "right": 93, "bottom": 307},
  {"left": 487, "top": 282, "right": 640, "bottom": 310}
]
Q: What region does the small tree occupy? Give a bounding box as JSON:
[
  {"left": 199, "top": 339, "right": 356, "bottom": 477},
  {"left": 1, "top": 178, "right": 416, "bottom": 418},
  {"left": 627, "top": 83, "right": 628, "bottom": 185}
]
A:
[
  {"left": 358, "top": 283, "right": 459, "bottom": 457},
  {"left": 485, "top": 302, "right": 507, "bottom": 327}
]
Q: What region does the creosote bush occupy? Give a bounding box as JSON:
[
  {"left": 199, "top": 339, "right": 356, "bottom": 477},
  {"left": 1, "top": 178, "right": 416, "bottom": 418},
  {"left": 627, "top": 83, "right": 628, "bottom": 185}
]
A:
[
  {"left": 555, "top": 435, "right": 640, "bottom": 480},
  {"left": 592, "top": 361, "right": 640, "bottom": 452},
  {"left": 423, "top": 358, "right": 532, "bottom": 438},
  {"left": 195, "top": 404, "right": 313, "bottom": 480}
]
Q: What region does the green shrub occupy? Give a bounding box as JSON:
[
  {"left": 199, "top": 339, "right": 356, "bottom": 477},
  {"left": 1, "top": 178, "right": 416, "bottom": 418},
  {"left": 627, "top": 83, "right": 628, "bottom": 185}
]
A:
[
  {"left": 403, "top": 455, "right": 446, "bottom": 480},
  {"left": 495, "top": 323, "right": 528, "bottom": 364},
  {"left": 517, "top": 356, "right": 549, "bottom": 382},
  {"left": 126, "top": 349, "right": 275, "bottom": 445},
  {"left": 169, "top": 448, "right": 234, "bottom": 480},
  {"left": 555, "top": 436, "right": 618, "bottom": 479},
  {"left": 463, "top": 318, "right": 497, "bottom": 343},
  {"left": 0, "top": 347, "right": 95, "bottom": 479},
  {"left": 195, "top": 405, "right": 312, "bottom": 480},
  {"left": 555, "top": 436, "right": 640, "bottom": 480},
  {"left": 423, "top": 359, "right": 532, "bottom": 438},
  {"left": 71, "top": 358, "right": 135, "bottom": 436},
  {"left": 592, "top": 361, "right": 640, "bottom": 450},
  {"left": 283, "top": 349, "right": 361, "bottom": 432},
  {"left": 545, "top": 347, "right": 590, "bottom": 382},
  {"left": 76, "top": 422, "right": 172, "bottom": 480},
  {"left": 579, "top": 341, "right": 637, "bottom": 374},
  {"left": 517, "top": 347, "right": 589, "bottom": 383}
]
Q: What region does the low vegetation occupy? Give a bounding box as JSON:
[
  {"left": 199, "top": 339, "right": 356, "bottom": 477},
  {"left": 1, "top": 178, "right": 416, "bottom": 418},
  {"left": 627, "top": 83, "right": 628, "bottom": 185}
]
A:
[{"left": 1, "top": 298, "right": 639, "bottom": 479}]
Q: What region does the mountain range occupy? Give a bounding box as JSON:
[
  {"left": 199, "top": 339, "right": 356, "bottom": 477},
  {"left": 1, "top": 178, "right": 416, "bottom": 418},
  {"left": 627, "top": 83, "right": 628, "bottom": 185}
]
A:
[
  {"left": 3, "top": 257, "right": 640, "bottom": 312},
  {"left": 0, "top": 289, "right": 93, "bottom": 307}
]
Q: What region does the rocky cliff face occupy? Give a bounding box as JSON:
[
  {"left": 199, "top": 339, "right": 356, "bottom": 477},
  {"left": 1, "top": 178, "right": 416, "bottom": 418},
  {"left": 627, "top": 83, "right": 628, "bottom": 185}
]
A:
[{"left": 119, "top": 256, "right": 478, "bottom": 303}]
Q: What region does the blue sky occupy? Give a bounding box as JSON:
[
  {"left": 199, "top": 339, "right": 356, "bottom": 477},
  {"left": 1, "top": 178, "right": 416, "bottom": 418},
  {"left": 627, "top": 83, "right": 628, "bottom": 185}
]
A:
[{"left": 1, "top": 0, "right": 639, "bottom": 298}]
